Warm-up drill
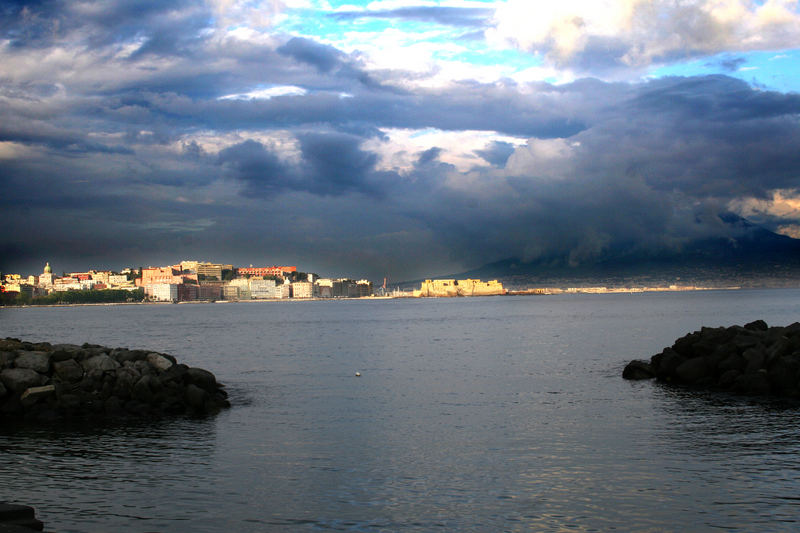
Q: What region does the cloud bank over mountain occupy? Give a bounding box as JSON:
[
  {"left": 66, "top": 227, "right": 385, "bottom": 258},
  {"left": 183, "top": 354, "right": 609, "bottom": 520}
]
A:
[{"left": 1, "top": 1, "right": 799, "bottom": 280}]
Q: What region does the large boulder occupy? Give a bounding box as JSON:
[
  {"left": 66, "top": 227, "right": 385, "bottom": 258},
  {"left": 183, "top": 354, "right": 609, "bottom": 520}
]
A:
[
  {"left": 622, "top": 360, "right": 655, "bottom": 380},
  {"left": 81, "top": 354, "right": 120, "bottom": 373},
  {"left": 675, "top": 356, "right": 714, "bottom": 385},
  {"left": 186, "top": 367, "right": 218, "bottom": 391},
  {"left": 14, "top": 351, "right": 51, "bottom": 374},
  {"left": 146, "top": 352, "right": 174, "bottom": 372},
  {"left": 53, "top": 359, "right": 85, "bottom": 382},
  {"left": 0, "top": 351, "right": 17, "bottom": 369},
  {"left": 0, "top": 368, "right": 43, "bottom": 394}
]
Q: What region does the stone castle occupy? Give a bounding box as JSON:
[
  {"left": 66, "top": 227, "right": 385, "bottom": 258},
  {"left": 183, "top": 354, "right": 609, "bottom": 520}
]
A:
[{"left": 413, "top": 279, "right": 506, "bottom": 297}]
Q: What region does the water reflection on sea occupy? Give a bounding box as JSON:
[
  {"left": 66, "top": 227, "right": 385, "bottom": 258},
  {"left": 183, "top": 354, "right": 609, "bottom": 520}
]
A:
[{"left": 1, "top": 290, "right": 800, "bottom": 532}]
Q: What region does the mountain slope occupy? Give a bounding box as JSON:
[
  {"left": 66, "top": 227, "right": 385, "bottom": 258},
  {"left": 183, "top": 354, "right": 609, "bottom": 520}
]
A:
[{"left": 433, "top": 215, "right": 800, "bottom": 289}]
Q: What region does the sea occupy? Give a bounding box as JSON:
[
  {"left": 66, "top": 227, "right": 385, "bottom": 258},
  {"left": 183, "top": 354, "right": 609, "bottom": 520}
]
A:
[{"left": 2, "top": 289, "right": 800, "bottom": 532}]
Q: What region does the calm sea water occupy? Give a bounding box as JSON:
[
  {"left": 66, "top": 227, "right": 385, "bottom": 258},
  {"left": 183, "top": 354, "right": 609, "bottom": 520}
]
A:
[{"left": 2, "top": 290, "right": 800, "bottom": 532}]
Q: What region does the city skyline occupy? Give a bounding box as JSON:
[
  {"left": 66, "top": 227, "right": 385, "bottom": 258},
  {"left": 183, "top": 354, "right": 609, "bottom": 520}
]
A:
[{"left": 2, "top": 1, "right": 800, "bottom": 281}]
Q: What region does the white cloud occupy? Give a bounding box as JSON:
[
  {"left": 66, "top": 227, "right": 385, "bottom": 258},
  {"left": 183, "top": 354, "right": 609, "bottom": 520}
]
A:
[
  {"left": 218, "top": 85, "right": 308, "bottom": 100},
  {"left": 364, "top": 128, "right": 525, "bottom": 172},
  {"left": 728, "top": 188, "right": 800, "bottom": 227},
  {"left": 488, "top": 0, "right": 800, "bottom": 71}
]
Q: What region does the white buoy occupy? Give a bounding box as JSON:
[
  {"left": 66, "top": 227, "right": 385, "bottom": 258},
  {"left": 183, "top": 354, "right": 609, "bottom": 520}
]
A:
[{"left": 355, "top": 371, "right": 361, "bottom": 377}]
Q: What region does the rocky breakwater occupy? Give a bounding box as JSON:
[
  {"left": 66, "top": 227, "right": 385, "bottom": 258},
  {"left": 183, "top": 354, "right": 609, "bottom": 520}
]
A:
[
  {"left": 623, "top": 320, "right": 800, "bottom": 397},
  {"left": 0, "top": 338, "right": 230, "bottom": 420}
]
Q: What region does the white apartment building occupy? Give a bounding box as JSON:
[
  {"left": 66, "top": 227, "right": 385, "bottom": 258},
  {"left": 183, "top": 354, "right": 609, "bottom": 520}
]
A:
[
  {"left": 249, "top": 279, "right": 277, "bottom": 299},
  {"left": 147, "top": 283, "right": 178, "bottom": 302},
  {"left": 291, "top": 281, "right": 313, "bottom": 298}
]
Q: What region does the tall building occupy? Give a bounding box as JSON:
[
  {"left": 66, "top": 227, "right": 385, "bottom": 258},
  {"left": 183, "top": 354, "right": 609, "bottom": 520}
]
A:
[
  {"left": 38, "top": 262, "right": 54, "bottom": 287},
  {"left": 196, "top": 263, "right": 234, "bottom": 280}
]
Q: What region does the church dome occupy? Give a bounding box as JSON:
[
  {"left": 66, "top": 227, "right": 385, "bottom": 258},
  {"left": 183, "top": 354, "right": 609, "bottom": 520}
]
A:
[{"left": 44, "top": 262, "right": 52, "bottom": 274}]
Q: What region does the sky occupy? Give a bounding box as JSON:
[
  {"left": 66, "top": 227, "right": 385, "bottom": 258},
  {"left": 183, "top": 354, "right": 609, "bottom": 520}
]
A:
[{"left": 1, "top": 0, "right": 800, "bottom": 281}]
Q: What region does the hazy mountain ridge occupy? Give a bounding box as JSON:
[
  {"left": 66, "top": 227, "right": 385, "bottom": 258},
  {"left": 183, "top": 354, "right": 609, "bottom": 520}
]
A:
[{"left": 406, "top": 214, "right": 800, "bottom": 289}]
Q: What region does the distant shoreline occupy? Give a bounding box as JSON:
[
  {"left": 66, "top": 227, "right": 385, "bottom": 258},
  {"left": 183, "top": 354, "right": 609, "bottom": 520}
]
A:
[{"left": 0, "top": 285, "right": 754, "bottom": 309}]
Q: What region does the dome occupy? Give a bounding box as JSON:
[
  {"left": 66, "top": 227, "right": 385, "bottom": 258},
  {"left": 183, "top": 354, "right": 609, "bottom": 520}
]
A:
[{"left": 43, "top": 262, "right": 52, "bottom": 274}]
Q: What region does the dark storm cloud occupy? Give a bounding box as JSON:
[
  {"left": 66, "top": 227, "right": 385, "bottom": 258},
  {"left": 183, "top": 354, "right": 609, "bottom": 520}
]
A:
[
  {"left": 0, "top": 120, "right": 133, "bottom": 154},
  {"left": 217, "top": 133, "right": 387, "bottom": 197},
  {"left": 2, "top": 6, "right": 800, "bottom": 279},
  {"left": 474, "top": 141, "right": 515, "bottom": 167},
  {"left": 416, "top": 147, "right": 442, "bottom": 166},
  {"left": 1, "top": 0, "right": 205, "bottom": 51},
  {"left": 116, "top": 84, "right": 586, "bottom": 139},
  {"left": 715, "top": 56, "right": 747, "bottom": 72},
  {"left": 296, "top": 132, "right": 383, "bottom": 196},
  {"left": 330, "top": 7, "right": 494, "bottom": 28},
  {"left": 218, "top": 139, "right": 290, "bottom": 195},
  {"left": 278, "top": 37, "right": 346, "bottom": 73}
]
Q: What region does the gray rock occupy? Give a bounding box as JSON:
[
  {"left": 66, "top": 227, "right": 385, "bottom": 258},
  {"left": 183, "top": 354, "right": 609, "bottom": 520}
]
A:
[
  {"left": 186, "top": 367, "right": 218, "bottom": 391},
  {"left": 111, "top": 348, "right": 145, "bottom": 364},
  {"left": 732, "top": 335, "right": 762, "bottom": 352},
  {"left": 765, "top": 337, "right": 793, "bottom": 363},
  {"left": 654, "top": 349, "right": 686, "bottom": 380},
  {"left": 53, "top": 359, "right": 84, "bottom": 382},
  {"left": 0, "top": 339, "right": 23, "bottom": 351},
  {"left": 146, "top": 352, "right": 174, "bottom": 372},
  {"left": 0, "top": 368, "right": 43, "bottom": 393},
  {"left": 159, "top": 363, "right": 188, "bottom": 385},
  {"left": 185, "top": 383, "right": 208, "bottom": 409},
  {"left": 768, "top": 357, "right": 800, "bottom": 395},
  {"left": 113, "top": 367, "right": 141, "bottom": 398},
  {"left": 132, "top": 375, "right": 160, "bottom": 403},
  {"left": 718, "top": 368, "right": 741, "bottom": 388},
  {"left": 0, "top": 351, "right": 17, "bottom": 369},
  {"left": 81, "top": 354, "right": 120, "bottom": 373},
  {"left": 735, "top": 370, "right": 771, "bottom": 396},
  {"left": 744, "top": 319, "right": 769, "bottom": 331},
  {"left": 675, "top": 356, "right": 713, "bottom": 385},
  {"left": 742, "top": 347, "right": 766, "bottom": 374},
  {"left": 0, "top": 380, "right": 6, "bottom": 398},
  {"left": 718, "top": 353, "right": 746, "bottom": 372},
  {"left": 14, "top": 351, "right": 51, "bottom": 374},
  {"left": 622, "top": 360, "right": 655, "bottom": 380}
]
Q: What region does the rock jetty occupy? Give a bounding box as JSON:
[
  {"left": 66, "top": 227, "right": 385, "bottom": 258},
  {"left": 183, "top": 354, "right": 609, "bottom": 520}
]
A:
[
  {"left": 0, "top": 338, "right": 230, "bottom": 420},
  {"left": 623, "top": 320, "right": 800, "bottom": 397}
]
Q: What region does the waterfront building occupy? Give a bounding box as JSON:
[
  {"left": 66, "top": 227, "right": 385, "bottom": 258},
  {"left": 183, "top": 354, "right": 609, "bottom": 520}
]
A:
[
  {"left": 331, "top": 279, "right": 359, "bottom": 298},
  {"left": 146, "top": 283, "right": 178, "bottom": 302},
  {"left": 108, "top": 274, "right": 129, "bottom": 286},
  {"left": 249, "top": 279, "right": 277, "bottom": 299},
  {"left": 277, "top": 283, "right": 291, "bottom": 299},
  {"left": 236, "top": 266, "right": 297, "bottom": 278},
  {"left": 414, "top": 279, "right": 505, "bottom": 297},
  {"left": 38, "top": 262, "right": 54, "bottom": 287},
  {"left": 177, "top": 283, "right": 198, "bottom": 302},
  {"left": 179, "top": 260, "right": 201, "bottom": 272},
  {"left": 53, "top": 277, "right": 82, "bottom": 291},
  {"left": 291, "top": 281, "right": 313, "bottom": 299},
  {"left": 356, "top": 280, "right": 373, "bottom": 297},
  {"left": 222, "top": 285, "right": 240, "bottom": 300},
  {"left": 197, "top": 284, "right": 221, "bottom": 301},
  {"left": 139, "top": 267, "right": 183, "bottom": 286},
  {"left": 196, "top": 262, "right": 234, "bottom": 280}
]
